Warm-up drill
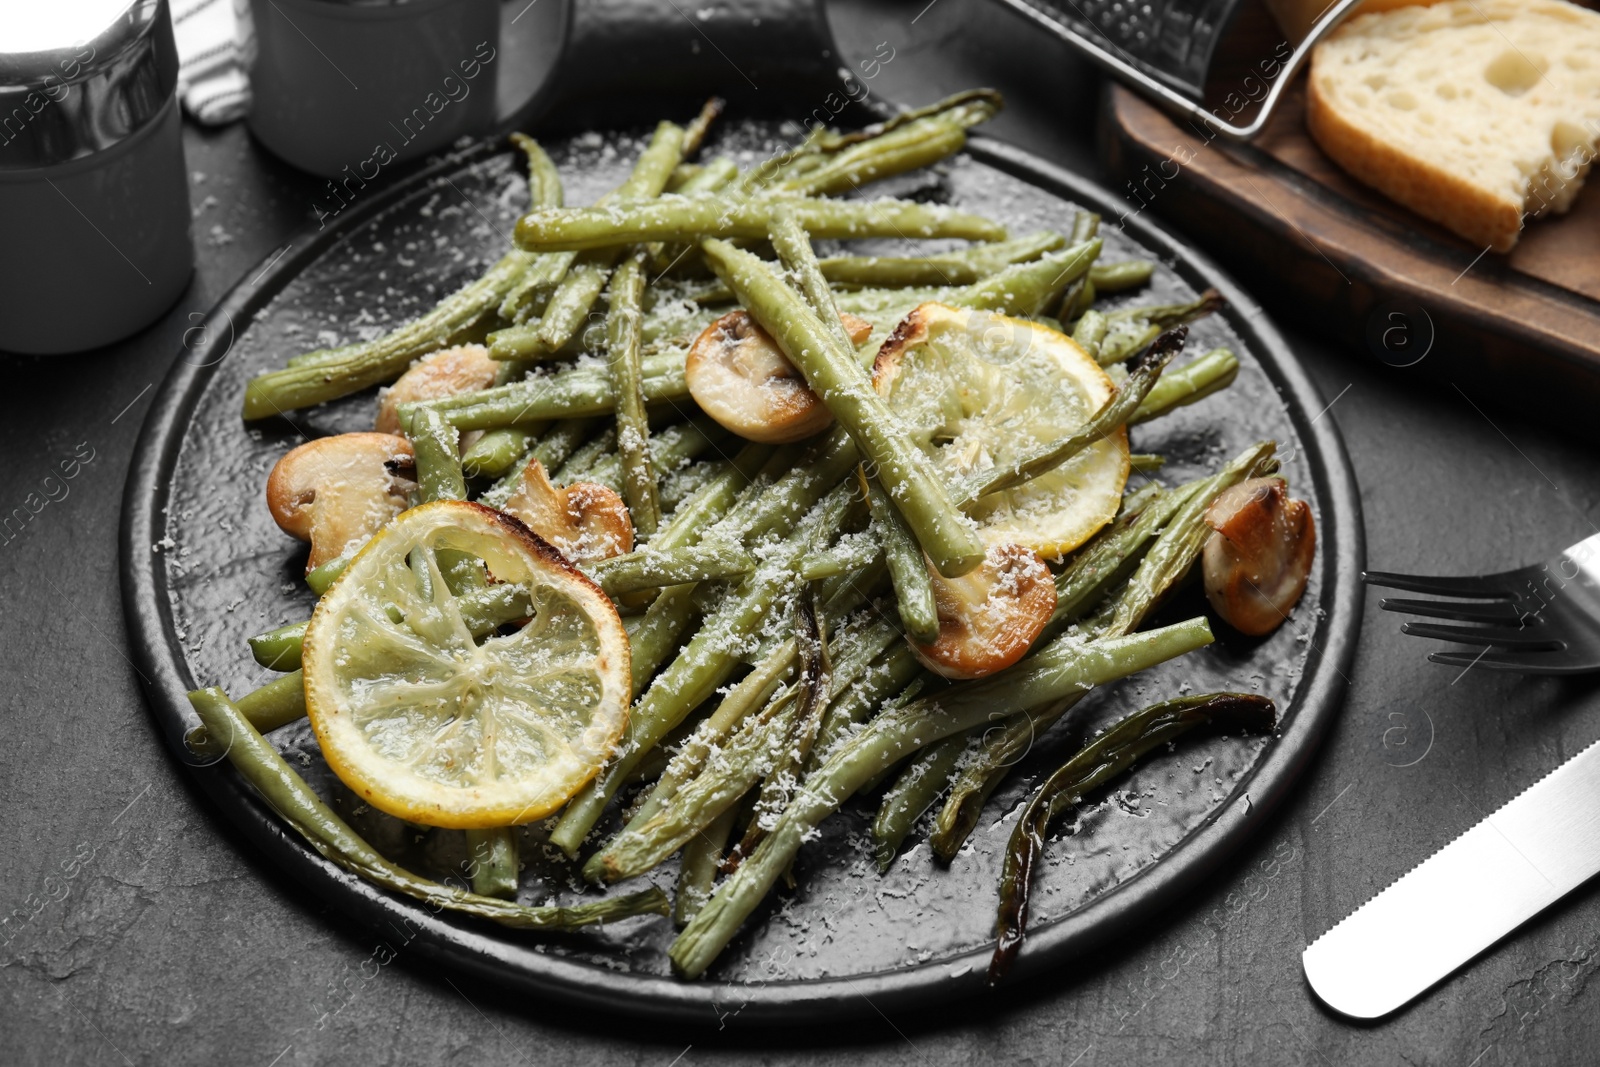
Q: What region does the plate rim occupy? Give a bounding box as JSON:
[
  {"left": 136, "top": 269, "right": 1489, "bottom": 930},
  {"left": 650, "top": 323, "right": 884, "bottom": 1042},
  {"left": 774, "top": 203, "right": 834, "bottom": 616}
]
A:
[{"left": 119, "top": 130, "right": 1364, "bottom": 1026}]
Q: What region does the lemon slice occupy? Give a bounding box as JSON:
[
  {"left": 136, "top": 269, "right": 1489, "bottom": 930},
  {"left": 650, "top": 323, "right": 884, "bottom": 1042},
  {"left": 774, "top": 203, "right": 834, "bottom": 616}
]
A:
[
  {"left": 302, "top": 500, "right": 631, "bottom": 829},
  {"left": 872, "top": 302, "right": 1129, "bottom": 559}
]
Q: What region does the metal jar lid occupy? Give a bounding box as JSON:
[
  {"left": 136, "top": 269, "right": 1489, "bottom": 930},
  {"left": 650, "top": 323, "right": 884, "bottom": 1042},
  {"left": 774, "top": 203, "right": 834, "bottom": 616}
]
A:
[{"left": 0, "top": 0, "right": 179, "bottom": 170}]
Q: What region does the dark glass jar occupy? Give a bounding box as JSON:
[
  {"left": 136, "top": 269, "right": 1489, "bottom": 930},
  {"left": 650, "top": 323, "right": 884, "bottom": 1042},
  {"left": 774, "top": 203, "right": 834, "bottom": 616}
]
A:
[{"left": 0, "top": 0, "right": 194, "bottom": 355}]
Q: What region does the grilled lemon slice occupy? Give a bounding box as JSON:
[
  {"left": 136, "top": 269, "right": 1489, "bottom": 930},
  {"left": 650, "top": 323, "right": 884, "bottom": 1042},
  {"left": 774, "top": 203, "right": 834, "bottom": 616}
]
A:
[
  {"left": 302, "top": 500, "right": 630, "bottom": 829},
  {"left": 873, "top": 303, "right": 1129, "bottom": 559}
]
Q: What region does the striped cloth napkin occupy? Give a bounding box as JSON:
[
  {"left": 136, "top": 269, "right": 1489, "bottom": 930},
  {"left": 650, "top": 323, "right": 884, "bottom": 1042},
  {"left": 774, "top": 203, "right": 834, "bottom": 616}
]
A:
[{"left": 172, "top": 0, "right": 252, "bottom": 125}]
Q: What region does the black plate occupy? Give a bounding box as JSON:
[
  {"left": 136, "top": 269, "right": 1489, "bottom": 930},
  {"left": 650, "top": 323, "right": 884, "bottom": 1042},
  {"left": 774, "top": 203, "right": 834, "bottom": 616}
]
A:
[{"left": 120, "top": 121, "right": 1363, "bottom": 1025}]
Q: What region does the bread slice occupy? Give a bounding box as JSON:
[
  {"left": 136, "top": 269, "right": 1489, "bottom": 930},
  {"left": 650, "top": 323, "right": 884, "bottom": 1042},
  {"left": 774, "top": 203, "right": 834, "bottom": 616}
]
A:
[{"left": 1307, "top": 0, "right": 1600, "bottom": 252}]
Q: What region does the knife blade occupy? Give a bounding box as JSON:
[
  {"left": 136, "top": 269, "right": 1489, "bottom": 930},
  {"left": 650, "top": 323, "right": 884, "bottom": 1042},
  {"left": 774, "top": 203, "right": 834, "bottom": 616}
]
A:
[{"left": 1303, "top": 739, "right": 1600, "bottom": 1019}]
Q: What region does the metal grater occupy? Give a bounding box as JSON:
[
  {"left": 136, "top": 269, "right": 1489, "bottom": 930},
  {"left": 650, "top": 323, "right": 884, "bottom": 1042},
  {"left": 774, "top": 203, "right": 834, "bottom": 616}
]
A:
[{"left": 988, "top": 0, "right": 1365, "bottom": 140}]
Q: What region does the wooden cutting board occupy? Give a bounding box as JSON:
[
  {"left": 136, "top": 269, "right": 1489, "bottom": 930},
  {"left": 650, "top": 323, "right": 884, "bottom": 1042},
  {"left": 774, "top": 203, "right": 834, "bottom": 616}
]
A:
[{"left": 1099, "top": 6, "right": 1600, "bottom": 423}]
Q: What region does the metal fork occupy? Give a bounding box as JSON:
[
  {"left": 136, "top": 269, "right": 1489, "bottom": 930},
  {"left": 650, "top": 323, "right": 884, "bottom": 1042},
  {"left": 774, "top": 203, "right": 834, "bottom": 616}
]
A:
[{"left": 1365, "top": 532, "right": 1600, "bottom": 674}]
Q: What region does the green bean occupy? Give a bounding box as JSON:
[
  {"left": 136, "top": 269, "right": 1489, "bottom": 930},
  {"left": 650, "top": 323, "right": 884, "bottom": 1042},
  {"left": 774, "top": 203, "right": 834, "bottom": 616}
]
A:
[
  {"left": 464, "top": 828, "right": 519, "bottom": 899},
  {"left": 1089, "top": 259, "right": 1155, "bottom": 293},
  {"left": 1053, "top": 214, "right": 1099, "bottom": 320},
  {"left": 864, "top": 475, "right": 939, "bottom": 644},
  {"left": 728, "top": 129, "right": 826, "bottom": 196},
  {"left": 798, "top": 539, "right": 881, "bottom": 581},
  {"left": 242, "top": 252, "right": 530, "bottom": 419},
  {"left": 589, "top": 541, "right": 753, "bottom": 595},
  {"left": 618, "top": 573, "right": 894, "bottom": 844},
  {"left": 776, "top": 119, "right": 968, "bottom": 197},
  {"left": 478, "top": 417, "right": 600, "bottom": 507},
  {"left": 1072, "top": 309, "right": 1108, "bottom": 359},
  {"left": 832, "top": 243, "right": 1102, "bottom": 327},
  {"left": 812, "top": 642, "right": 923, "bottom": 764},
  {"left": 248, "top": 580, "right": 534, "bottom": 673},
  {"left": 929, "top": 443, "right": 1276, "bottom": 859},
  {"left": 185, "top": 689, "right": 668, "bottom": 929},
  {"left": 582, "top": 417, "right": 724, "bottom": 495},
  {"left": 306, "top": 554, "right": 350, "bottom": 596},
  {"left": 550, "top": 475, "right": 856, "bottom": 855},
  {"left": 497, "top": 252, "right": 574, "bottom": 327},
  {"left": 594, "top": 684, "right": 799, "bottom": 885},
  {"left": 248, "top": 622, "right": 306, "bottom": 672},
  {"left": 604, "top": 251, "right": 660, "bottom": 535},
  {"left": 494, "top": 122, "right": 691, "bottom": 360},
  {"left": 236, "top": 670, "right": 308, "bottom": 732},
  {"left": 552, "top": 426, "right": 617, "bottom": 484},
  {"left": 648, "top": 157, "right": 741, "bottom": 275},
  {"left": 647, "top": 442, "right": 775, "bottom": 556},
  {"left": 952, "top": 330, "right": 1181, "bottom": 504},
  {"left": 511, "top": 132, "right": 563, "bottom": 212},
  {"left": 989, "top": 692, "right": 1275, "bottom": 981},
  {"left": 955, "top": 240, "right": 1101, "bottom": 317},
  {"left": 516, "top": 197, "right": 1006, "bottom": 252},
  {"left": 594, "top": 586, "right": 898, "bottom": 884},
  {"left": 495, "top": 135, "right": 568, "bottom": 323},
  {"left": 462, "top": 425, "right": 545, "bottom": 479},
  {"left": 667, "top": 163, "right": 702, "bottom": 190},
  {"left": 1130, "top": 348, "right": 1240, "bottom": 424},
  {"left": 626, "top": 443, "right": 775, "bottom": 696},
  {"left": 813, "top": 89, "right": 1003, "bottom": 150},
  {"left": 681, "top": 96, "right": 725, "bottom": 157},
  {"left": 669, "top": 616, "right": 1216, "bottom": 976},
  {"left": 659, "top": 458, "right": 731, "bottom": 513},
  {"left": 704, "top": 240, "right": 984, "bottom": 578},
  {"left": 812, "top": 231, "right": 1067, "bottom": 289},
  {"left": 675, "top": 803, "right": 738, "bottom": 926},
  {"left": 767, "top": 207, "right": 852, "bottom": 344},
  {"left": 727, "top": 591, "right": 833, "bottom": 867},
  {"left": 623, "top": 627, "right": 799, "bottom": 835},
  {"left": 872, "top": 733, "right": 966, "bottom": 871},
  {"left": 1047, "top": 483, "right": 1193, "bottom": 634},
  {"left": 1070, "top": 210, "right": 1101, "bottom": 244},
  {"left": 627, "top": 586, "right": 698, "bottom": 697},
  {"left": 1096, "top": 289, "right": 1224, "bottom": 366},
  {"left": 425, "top": 347, "right": 683, "bottom": 415},
  {"left": 402, "top": 405, "right": 467, "bottom": 503},
  {"left": 1129, "top": 452, "right": 1164, "bottom": 474},
  {"left": 419, "top": 355, "right": 687, "bottom": 431},
  {"left": 672, "top": 156, "right": 738, "bottom": 195},
  {"left": 1064, "top": 278, "right": 1095, "bottom": 320}
]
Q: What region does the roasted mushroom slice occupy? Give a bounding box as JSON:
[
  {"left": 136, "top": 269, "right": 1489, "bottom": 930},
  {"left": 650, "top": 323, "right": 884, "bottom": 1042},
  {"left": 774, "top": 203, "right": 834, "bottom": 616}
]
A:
[
  {"left": 266, "top": 433, "right": 416, "bottom": 572},
  {"left": 500, "top": 460, "right": 634, "bottom": 566},
  {"left": 1202, "top": 477, "right": 1316, "bottom": 636},
  {"left": 374, "top": 344, "right": 499, "bottom": 435},
  {"left": 910, "top": 543, "right": 1057, "bottom": 680},
  {"left": 685, "top": 309, "right": 873, "bottom": 443}
]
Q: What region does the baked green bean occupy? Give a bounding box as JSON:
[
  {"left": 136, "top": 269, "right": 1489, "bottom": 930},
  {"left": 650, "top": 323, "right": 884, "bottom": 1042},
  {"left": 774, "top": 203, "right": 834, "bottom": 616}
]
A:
[
  {"left": 704, "top": 239, "right": 984, "bottom": 578},
  {"left": 589, "top": 541, "right": 753, "bottom": 595},
  {"left": 989, "top": 692, "right": 1275, "bottom": 981},
  {"left": 516, "top": 197, "right": 1006, "bottom": 252},
  {"left": 604, "top": 251, "right": 660, "bottom": 534},
  {"left": 669, "top": 617, "right": 1216, "bottom": 976},
  {"left": 464, "top": 828, "right": 519, "bottom": 899},
  {"left": 186, "top": 689, "right": 668, "bottom": 928},
  {"left": 1130, "top": 348, "right": 1240, "bottom": 424},
  {"left": 872, "top": 733, "right": 966, "bottom": 870},
  {"left": 1089, "top": 259, "right": 1155, "bottom": 293}
]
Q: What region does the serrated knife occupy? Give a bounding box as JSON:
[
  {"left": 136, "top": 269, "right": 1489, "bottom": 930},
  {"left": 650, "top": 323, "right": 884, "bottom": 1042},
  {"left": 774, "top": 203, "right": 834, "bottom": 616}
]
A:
[{"left": 1303, "top": 740, "right": 1600, "bottom": 1018}]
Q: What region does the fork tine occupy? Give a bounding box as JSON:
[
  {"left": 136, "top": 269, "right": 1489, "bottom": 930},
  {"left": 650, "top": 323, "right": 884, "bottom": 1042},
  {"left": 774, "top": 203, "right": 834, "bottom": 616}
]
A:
[
  {"left": 1363, "top": 569, "right": 1515, "bottom": 598},
  {"left": 1401, "top": 621, "right": 1563, "bottom": 649},
  {"left": 1380, "top": 597, "right": 1525, "bottom": 624},
  {"left": 1429, "top": 649, "right": 1596, "bottom": 676}
]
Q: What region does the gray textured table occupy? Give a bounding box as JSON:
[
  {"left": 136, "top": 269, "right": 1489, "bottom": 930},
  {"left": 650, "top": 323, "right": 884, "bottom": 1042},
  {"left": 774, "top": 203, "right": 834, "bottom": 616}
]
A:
[{"left": 5, "top": 2, "right": 1599, "bottom": 1063}]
